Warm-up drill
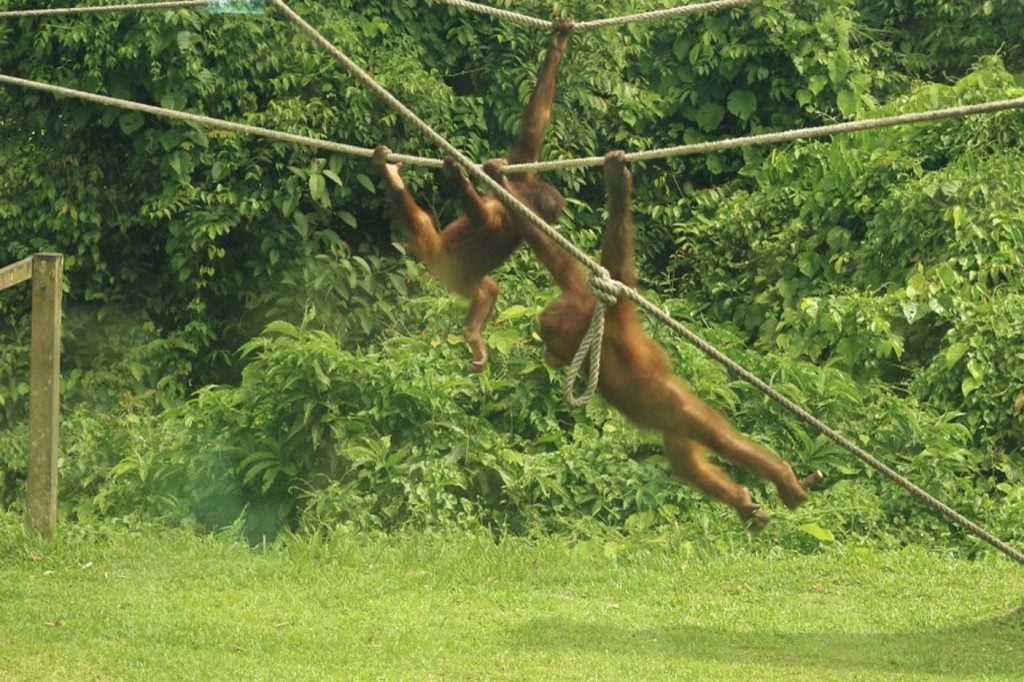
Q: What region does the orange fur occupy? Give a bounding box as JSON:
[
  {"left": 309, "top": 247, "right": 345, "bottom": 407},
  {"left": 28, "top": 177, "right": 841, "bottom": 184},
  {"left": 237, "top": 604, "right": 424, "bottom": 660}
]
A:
[
  {"left": 486, "top": 151, "right": 821, "bottom": 529},
  {"left": 373, "top": 23, "right": 573, "bottom": 372}
]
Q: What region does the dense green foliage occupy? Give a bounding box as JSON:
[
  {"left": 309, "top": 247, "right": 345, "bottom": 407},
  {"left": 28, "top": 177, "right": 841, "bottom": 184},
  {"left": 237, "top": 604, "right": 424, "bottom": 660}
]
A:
[
  {"left": 860, "top": 0, "right": 1024, "bottom": 79},
  {"left": 0, "top": 1, "right": 1022, "bottom": 553},
  {"left": 670, "top": 62, "right": 1024, "bottom": 453}
]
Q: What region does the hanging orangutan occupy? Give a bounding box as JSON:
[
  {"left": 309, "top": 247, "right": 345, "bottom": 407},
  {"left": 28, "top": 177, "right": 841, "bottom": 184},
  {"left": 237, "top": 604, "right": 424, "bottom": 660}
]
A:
[
  {"left": 373, "top": 20, "right": 573, "bottom": 372},
  {"left": 484, "top": 150, "right": 823, "bottom": 528}
]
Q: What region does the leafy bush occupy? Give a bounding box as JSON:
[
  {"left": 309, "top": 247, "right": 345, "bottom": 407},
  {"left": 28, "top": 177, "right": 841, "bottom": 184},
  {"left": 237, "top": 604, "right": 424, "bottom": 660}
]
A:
[
  {"left": 30, "top": 294, "right": 1022, "bottom": 554},
  {"left": 859, "top": 0, "right": 1024, "bottom": 79},
  {"left": 666, "top": 60, "right": 1024, "bottom": 455}
]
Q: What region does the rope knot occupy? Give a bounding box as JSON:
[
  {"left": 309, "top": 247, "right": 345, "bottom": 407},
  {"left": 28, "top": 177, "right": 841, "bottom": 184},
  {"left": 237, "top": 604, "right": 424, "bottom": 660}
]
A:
[{"left": 588, "top": 267, "right": 621, "bottom": 306}]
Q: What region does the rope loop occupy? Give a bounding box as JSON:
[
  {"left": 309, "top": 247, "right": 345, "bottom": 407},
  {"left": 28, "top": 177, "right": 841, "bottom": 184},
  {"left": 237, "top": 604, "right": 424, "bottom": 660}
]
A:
[
  {"left": 562, "top": 301, "right": 606, "bottom": 408},
  {"left": 562, "top": 266, "right": 628, "bottom": 407}
]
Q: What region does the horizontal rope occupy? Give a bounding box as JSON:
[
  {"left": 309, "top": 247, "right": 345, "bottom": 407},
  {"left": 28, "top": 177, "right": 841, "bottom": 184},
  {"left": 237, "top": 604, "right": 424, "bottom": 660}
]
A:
[
  {"left": 0, "top": 0, "right": 214, "bottom": 18},
  {"left": 431, "top": 0, "right": 550, "bottom": 29},
  {"left": 433, "top": 0, "right": 759, "bottom": 30},
  {"left": 5, "top": 74, "right": 1021, "bottom": 180},
  {"left": 0, "top": 72, "right": 441, "bottom": 169},
  {"left": 503, "top": 95, "right": 1024, "bottom": 173},
  {"left": 272, "top": 0, "right": 1024, "bottom": 566},
  {"left": 7, "top": 5, "right": 1021, "bottom": 181},
  {"left": 9, "top": 72, "right": 1024, "bottom": 183},
  {"left": 0, "top": 0, "right": 757, "bottom": 25},
  {"left": 576, "top": 0, "right": 759, "bottom": 29}
]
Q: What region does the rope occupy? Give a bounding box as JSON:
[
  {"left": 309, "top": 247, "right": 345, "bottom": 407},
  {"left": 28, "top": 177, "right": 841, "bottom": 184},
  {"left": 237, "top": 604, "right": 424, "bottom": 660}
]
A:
[
  {"left": 502, "top": 96, "right": 1024, "bottom": 174},
  {"left": 562, "top": 268, "right": 622, "bottom": 407},
  {"left": 6, "top": 71, "right": 1021, "bottom": 178},
  {"left": 431, "top": 0, "right": 550, "bottom": 29},
  {"left": 576, "top": 0, "right": 759, "bottom": 30},
  {"left": 271, "top": 0, "right": 1024, "bottom": 565},
  {"left": 631, "top": 290, "right": 1024, "bottom": 565},
  {"left": 563, "top": 304, "right": 605, "bottom": 407},
  {"left": 0, "top": 73, "right": 441, "bottom": 169},
  {"left": 268, "top": 0, "right": 600, "bottom": 269},
  {"left": 433, "top": 0, "right": 759, "bottom": 30},
  {"left": 0, "top": 0, "right": 214, "bottom": 18}
]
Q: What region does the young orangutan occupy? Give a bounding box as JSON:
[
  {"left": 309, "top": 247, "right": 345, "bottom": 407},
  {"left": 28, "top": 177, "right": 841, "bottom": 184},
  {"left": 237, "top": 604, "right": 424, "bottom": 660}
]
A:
[
  {"left": 484, "top": 151, "right": 823, "bottom": 528},
  {"left": 372, "top": 21, "right": 573, "bottom": 372}
]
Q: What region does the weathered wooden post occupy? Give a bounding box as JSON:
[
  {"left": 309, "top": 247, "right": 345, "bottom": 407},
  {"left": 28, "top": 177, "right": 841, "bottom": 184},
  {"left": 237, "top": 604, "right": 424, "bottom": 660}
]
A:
[{"left": 26, "top": 253, "right": 62, "bottom": 539}]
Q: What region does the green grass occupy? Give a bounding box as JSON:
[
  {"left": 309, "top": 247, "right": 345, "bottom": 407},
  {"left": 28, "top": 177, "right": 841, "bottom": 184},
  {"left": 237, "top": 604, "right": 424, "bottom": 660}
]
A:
[{"left": 1, "top": 520, "right": 1022, "bottom": 681}]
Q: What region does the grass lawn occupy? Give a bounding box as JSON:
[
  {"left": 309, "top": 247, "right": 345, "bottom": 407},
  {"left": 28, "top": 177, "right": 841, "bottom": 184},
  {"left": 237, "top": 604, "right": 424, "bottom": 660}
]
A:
[{"left": 1, "top": 521, "right": 1022, "bottom": 680}]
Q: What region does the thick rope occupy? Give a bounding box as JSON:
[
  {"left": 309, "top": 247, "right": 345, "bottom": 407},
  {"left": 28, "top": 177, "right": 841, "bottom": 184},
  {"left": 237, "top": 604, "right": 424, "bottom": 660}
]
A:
[
  {"left": 562, "top": 268, "right": 622, "bottom": 407},
  {"left": 577, "top": 0, "right": 758, "bottom": 29},
  {"left": 272, "top": 0, "right": 1024, "bottom": 565},
  {"left": 0, "top": 0, "right": 214, "bottom": 18},
  {"left": 563, "top": 304, "right": 605, "bottom": 407},
  {"left": 433, "top": 0, "right": 759, "bottom": 30},
  {"left": 7, "top": 70, "right": 1022, "bottom": 178},
  {"left": 630, "top": 289, "right": 1024, "bottom": 565},
  {"left": 503, "top": 95, "right": 1024, "bottom": 174},
  {"left": 431, "top": 0, "right": 551, "bottom": 29},
  {"left": 0, "top": 73, "right": 441, "bottom": 169}
]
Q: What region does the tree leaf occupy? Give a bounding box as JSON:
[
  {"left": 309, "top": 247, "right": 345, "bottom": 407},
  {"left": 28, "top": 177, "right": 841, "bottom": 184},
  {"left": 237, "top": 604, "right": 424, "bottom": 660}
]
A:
[
  {"left": 487, "top": 328, "right": 519, "bottom": 355},
  {"left": 293, "top": 211, "right": 309, "bottom": 238},
  {"left": 726, "top": 89, "right": 757, "bottom": 121},
  {"left": 944, "top": 342, "right": 969, "bottom": 368},
  {"left": 322, "top": 169, "right": 344, "bottom": 187},
  {"left": 119, "top": 112, "right": 145, "bottom": 135},
  {"left": 356, "top": 173, "right": 376, "bottom": 193},
  {"left": 961, "top": 376, "right": 983, "bottom": 397},
  {"left": 496, "top": 304, "right": 536, "bottom": 323},
  {"left": 836, "top": 89, "right": 858, "bottom": 116},
  {"left": 695, "top": 103, "right": 725, "bottom": 132},
  {"left": 309, "top": 173, "right": 327, "bottom": 202}
]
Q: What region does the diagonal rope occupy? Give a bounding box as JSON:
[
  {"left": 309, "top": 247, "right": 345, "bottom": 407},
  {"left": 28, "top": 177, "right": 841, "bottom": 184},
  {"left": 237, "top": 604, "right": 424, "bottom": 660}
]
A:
[
  {"left": 0, "top": 0, "right": 215, "bottom": 18},
  {"left": 271, "top": 0, "right": 1024, "bottom": 565},
  {"left": 502, "top": 96, "right": 1024, "bottom": 174},
  {"left": 0, "top": 72, "right": 441, "bottom": 169},
  {"left": 433, "top": 0, "right": 759, "bottom": 30},
  {"left": 626, "top": 287, "right": 1024, "bottom": 565},
  {"left": 268, "top": 0, "right": 600, "bottom": 282}
]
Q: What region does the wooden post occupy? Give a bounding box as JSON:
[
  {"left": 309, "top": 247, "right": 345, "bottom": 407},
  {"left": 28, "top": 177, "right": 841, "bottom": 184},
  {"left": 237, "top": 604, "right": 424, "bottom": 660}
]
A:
[{"left": 27, "top": 253, "right": 62, "bottom": 539}]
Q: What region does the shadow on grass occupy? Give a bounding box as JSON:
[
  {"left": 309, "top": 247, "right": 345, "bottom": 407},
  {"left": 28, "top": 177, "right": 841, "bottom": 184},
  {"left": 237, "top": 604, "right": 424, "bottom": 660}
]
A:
[{"left": 511, "top": 607, "right": 1024, "bottom": 677}]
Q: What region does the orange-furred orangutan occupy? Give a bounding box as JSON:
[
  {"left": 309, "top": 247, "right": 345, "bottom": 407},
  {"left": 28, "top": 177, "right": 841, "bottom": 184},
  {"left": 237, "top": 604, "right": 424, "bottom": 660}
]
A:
[
  {"left": 484, "top": 150, "right": 822, "bottom": 528},
  {"left": 373, "top": 21, "right": 573, "bottom": 372}
]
